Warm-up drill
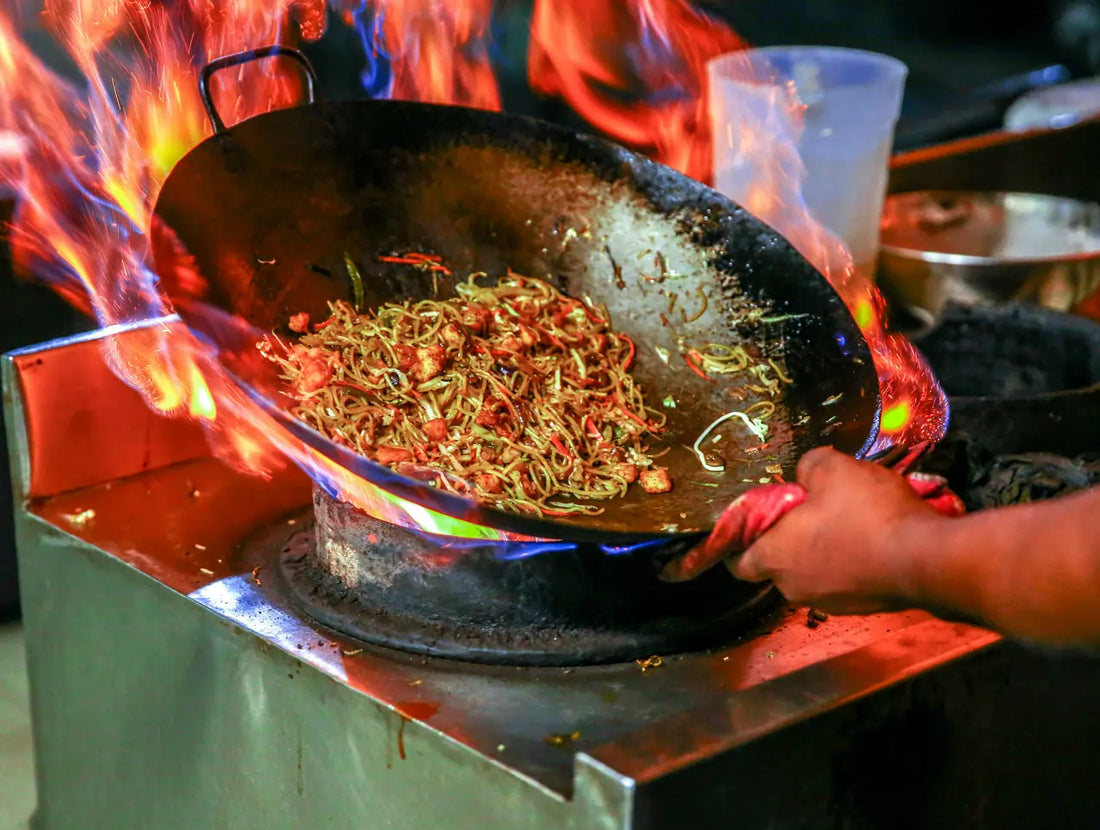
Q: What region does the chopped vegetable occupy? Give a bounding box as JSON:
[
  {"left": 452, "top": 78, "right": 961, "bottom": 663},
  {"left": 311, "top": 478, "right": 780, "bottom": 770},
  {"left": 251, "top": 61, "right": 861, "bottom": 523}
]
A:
[
  {"left": 344, "top": 252, "right": 365, "bottom": 310},
  {"left": 682, "top": 351, "right": 715, "bottom": 382},
  {"left": 679, "top": 286, "right": 708, "bottom": 324}
]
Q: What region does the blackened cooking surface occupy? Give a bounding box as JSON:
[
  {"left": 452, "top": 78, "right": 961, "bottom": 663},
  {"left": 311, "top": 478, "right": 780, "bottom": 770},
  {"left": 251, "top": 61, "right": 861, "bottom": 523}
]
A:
[
  {"left": 268, "top": 491, "right": 781, "bottom": 666},
  {"left": 154, "top": 100, "right": 879, "bottom": 543}
]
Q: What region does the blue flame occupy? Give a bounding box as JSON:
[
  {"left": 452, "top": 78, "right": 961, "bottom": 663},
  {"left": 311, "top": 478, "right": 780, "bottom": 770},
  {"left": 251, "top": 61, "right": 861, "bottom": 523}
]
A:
[
  {"left": 493, "top": 541, "right": 579, "bottom": 560},
  {"left": 434, "top": 532, "right": 675, "bottom": 561},
  {"left": 599, "top": 538, "right": 674, "bottom": 556},
  {"left": 14, "top": 158, "right": 161, "bottom": 329},
  {"left": 351, "top": 1, "right": 394, "bottom": 99},
  {"left": 315, "top": 472, "right": 341, "bottom": 501},
  {"left": 363, "top": 521, "right": 677, "bottom": 562}
]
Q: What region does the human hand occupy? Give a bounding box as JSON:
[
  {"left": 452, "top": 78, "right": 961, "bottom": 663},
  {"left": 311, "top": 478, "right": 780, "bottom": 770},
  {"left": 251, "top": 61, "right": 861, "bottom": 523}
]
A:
[{"left": 664, "top": 447, "right": 961, "bottom": 615}]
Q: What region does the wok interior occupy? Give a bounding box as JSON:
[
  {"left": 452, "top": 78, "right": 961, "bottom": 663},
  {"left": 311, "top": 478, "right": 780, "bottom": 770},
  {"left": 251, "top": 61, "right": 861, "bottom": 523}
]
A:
[{"left": 154, "top": 100, "right": 879, "bottom": 540}]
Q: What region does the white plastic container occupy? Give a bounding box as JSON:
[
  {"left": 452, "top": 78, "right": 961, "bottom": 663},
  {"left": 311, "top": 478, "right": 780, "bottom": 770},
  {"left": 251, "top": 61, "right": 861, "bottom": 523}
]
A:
[{"left": 708, "top": 46, "right": 907, "bottom": 275}]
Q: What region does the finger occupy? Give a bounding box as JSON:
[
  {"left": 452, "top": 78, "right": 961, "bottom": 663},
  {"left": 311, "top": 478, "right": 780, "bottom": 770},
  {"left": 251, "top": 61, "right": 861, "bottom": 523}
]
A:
[
  {"left": 659, "top": 541, "right": 721, "bottom": 583},
  {"left": 726, "top": 540, "right": 770, "bottom": 583}
]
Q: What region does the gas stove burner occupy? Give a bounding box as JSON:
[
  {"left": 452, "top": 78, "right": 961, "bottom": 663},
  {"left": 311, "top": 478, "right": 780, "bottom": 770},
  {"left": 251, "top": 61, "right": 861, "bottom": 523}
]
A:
[
  {"left": 270, "top": 486, "right": 778, "bottom": 666},
  {"left": 914, "top": 303, "right": 1100, "bottom": 456}
]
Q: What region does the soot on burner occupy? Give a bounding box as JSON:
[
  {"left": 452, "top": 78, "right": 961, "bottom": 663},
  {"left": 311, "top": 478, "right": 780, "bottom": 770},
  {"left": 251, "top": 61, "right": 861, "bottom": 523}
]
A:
[
  {"left": 913, "top": 303, "right": 1100, "bottom": 510},
  {"left": 275, "top": 486, "right": 777, "bottom": 666},
  {"left": 915, "top": 304, "right": 1100, "bottom": 456}
]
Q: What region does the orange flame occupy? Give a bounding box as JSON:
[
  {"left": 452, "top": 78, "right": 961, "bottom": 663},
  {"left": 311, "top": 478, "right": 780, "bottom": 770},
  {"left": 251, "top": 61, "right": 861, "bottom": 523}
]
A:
[
  {"left": 529, "top": 1, "right": 946, "bottom": 449},
  {"left": 0, "top": 0, "right": 523, "bottom": 539},
  {"left": 353, "top": 0, "right": 499, "bottom": 109},
  {"left": 702, "top": 52, "right": 946, "bottom": 447},
  {"left": 529, "top": 0, "right": 744, "bottom": 184},
  {"left": 1, "top": 0, "right": 945, "bottom": 547}
]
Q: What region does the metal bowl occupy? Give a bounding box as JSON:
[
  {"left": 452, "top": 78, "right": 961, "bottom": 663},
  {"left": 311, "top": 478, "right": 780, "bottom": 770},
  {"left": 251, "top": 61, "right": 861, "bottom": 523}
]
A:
[{"left": 878, "top": 190, "right": 1100, "bottom": 325}]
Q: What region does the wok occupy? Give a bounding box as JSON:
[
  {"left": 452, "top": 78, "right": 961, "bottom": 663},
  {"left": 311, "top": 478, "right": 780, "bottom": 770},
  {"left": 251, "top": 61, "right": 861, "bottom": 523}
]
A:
[{"left": 153, "top": 47, "right": 881, "bottom": 546}]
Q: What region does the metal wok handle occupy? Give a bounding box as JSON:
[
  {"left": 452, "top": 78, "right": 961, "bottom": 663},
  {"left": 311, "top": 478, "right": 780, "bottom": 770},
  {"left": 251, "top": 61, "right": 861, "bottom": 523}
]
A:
[{"left": 199, "top": 45, "right": 319, "bottom": 134}]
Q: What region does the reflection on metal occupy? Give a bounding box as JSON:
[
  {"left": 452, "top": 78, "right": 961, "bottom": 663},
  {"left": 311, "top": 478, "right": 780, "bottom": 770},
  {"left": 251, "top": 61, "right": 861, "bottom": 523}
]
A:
[
  {"left": 879, "top": 191, "right": 1100, "bottom": 322},
  {"left": 884, "top": 118, "right": 1100, "bottom": 329},
  {"left": 190, "top": 575, "right": 348, "bottom": 682},
  {"left": 889, "top": 114, "right": 1100, "bottom": 205},
  {"left": 4, "top": 319, "right": 209, "bottom": 500},
  {"left": 7, "top": 325, "right": 1010, "bottom": 829}
]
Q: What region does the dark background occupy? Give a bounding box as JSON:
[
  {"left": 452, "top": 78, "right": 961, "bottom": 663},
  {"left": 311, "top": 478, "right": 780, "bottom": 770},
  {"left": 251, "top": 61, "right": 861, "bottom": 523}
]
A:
[
  {"left": 15, "top": 1, "right": 1100, "bottom": 144},
  {"left": 304, "top": 0, "right": 1100, "bottom": 148}
]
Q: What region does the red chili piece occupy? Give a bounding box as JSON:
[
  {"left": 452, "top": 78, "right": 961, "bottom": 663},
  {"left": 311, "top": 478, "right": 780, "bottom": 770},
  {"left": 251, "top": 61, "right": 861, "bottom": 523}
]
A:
[
  {"left": 683, "top": 352, "right": 715, "bottom": 383},
  {"left": 620, "top": 335, "right": 636, "bottom": 370},
  {"left": 549, "top": 435, "right": 573, "bottom": 459}
]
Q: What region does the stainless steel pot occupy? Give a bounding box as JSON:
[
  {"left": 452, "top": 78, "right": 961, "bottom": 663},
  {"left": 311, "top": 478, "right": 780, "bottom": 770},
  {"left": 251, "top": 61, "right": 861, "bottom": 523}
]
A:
[{"left": 878, "top": 190, "right": 1100, "bottom": 325}]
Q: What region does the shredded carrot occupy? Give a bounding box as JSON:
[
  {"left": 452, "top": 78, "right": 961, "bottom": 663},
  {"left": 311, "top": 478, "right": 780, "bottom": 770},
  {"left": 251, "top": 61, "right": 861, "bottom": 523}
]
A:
[
  {"left": 549, "top": 435, "right": 573, "bottom": 459},
  {"left": 683, "top": 352, "right": 715, "bottom": 383},
  {"left": 379, "top": 253, "right": 452, "bottom": 275},
  {"left": 621, "top": 334, "right": 637, "bottom": 370}
]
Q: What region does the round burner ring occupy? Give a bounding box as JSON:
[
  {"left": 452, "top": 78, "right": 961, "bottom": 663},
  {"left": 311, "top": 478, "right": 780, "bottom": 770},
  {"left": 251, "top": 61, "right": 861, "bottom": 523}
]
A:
[{"left": 270, "top": 486, "right": 779, "bottom": 667}]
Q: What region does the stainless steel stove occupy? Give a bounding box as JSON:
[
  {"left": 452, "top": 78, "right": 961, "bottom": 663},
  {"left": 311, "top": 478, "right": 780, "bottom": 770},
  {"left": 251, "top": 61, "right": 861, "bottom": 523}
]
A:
[{"left": 7, "top": 322, "right": 1100, "bottom": 830}]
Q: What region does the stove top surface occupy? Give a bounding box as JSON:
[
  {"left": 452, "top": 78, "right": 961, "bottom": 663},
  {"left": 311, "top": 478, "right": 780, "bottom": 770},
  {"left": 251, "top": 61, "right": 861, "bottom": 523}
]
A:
[{"left": 31, "top": 451, "right": 992, "bottom": 795}]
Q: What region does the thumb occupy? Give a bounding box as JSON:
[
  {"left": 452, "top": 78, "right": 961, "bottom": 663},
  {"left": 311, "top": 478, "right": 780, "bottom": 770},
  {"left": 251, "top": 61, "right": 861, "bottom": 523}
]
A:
[
  {"left": 726, "top": 538, "right": 771, "bottom": 583},
  {"left": 796, "top": 446, "right": 846, "bottom": 490}
]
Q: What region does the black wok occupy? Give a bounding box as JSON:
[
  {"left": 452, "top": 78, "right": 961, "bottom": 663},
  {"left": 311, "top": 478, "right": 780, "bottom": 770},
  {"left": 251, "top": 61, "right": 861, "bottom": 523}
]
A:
[{"left": 153, "top": 47, "right": 881, "bottom": 547}]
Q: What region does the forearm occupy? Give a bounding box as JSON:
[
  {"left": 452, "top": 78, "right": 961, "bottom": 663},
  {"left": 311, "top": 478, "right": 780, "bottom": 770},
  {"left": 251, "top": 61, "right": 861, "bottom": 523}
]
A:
[{"left": 899, "top": 489, "right": 1100, "bottom": 647}]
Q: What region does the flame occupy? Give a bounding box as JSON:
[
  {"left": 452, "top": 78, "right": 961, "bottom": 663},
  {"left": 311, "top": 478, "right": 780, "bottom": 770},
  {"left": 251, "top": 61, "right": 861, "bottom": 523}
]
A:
[
  {"left": 351, "top": 0, "right": 499, "bottom": 109},
  {"left": 701, "top": 56, "right": 947, "bottom": 448},
  {"left": 0, "top": 0, "right": 526, "bottom": 539},
  {"left": 528, "top": 0, "right": 744, "bottom": 183},
  {"left": 527, "top": 1, "right": 946, "bottom": 449},
  {"left": 1, "top": 0, "right": 946, "bottom": 551}
]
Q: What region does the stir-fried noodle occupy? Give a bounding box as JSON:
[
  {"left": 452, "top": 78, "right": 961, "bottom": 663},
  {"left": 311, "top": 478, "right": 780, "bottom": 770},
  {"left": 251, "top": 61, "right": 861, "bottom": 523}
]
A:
[{"left": 263, "top": 272, "right": 675, "bottom": 516}]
